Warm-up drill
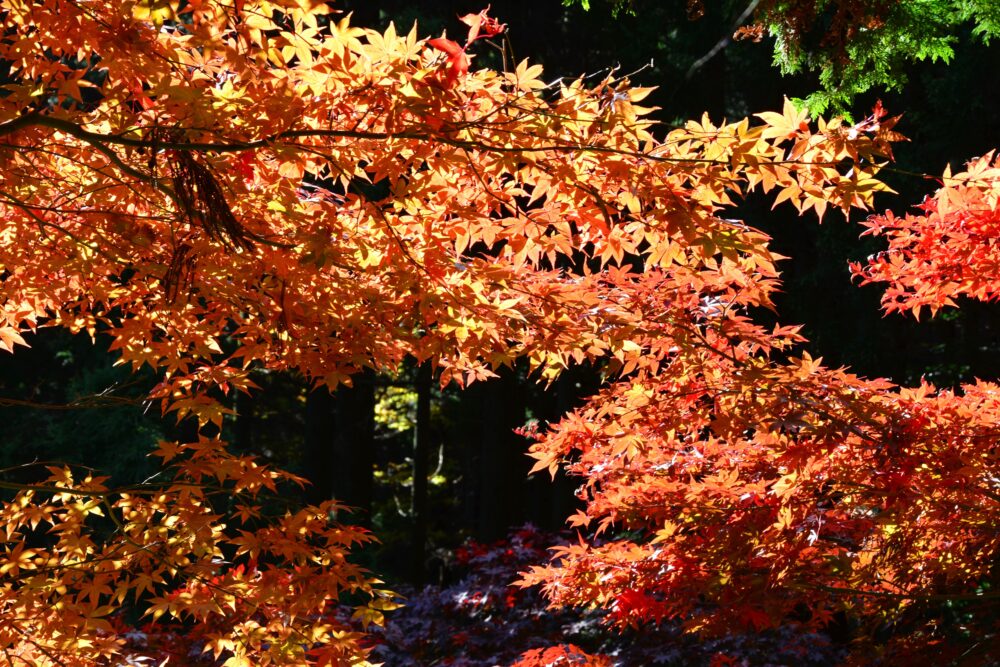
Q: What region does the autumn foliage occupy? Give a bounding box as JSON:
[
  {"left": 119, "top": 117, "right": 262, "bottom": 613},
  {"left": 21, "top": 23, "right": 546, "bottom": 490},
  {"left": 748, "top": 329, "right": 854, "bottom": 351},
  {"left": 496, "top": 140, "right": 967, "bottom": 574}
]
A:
[
  {"left": 855, "top": 153, "right": 1000, "bottom": 317},
  {"left": 0, "top": 0, "right": 996, "bottom": 664}
]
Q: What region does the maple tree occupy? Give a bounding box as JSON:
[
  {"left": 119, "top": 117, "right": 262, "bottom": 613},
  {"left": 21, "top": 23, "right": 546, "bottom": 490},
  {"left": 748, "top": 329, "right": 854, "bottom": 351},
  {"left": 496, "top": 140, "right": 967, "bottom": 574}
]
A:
[
  {"left": 0, "top": 0, "right": 988, "bottom": 664},
  {"left": 519, "top": 126, "right": 1000, "bottom": 661}
]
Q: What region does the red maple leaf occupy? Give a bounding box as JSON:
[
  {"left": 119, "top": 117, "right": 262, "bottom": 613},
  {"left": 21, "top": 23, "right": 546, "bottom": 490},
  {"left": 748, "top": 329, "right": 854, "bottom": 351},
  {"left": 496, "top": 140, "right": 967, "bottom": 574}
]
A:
[
  {"left": 427, "top": 37, "right": 471, "bottom": 89},
  {"left": 427, "top": 8, "right": 505, "bottom": 89},
  {"left": 234, "top": 151, "right": 255, "bottom": 182},
  {"left": 460, "top": 6, "right": 506, "bottom": 44}
]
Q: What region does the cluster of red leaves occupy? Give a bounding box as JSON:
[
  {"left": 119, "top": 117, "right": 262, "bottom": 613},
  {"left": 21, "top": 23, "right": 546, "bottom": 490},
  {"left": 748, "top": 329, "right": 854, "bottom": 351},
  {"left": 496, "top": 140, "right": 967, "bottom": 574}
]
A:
[
  {"left": 363, "top": 525, "right": 846, "bottom": 665},
  {"left": 519, "top": 154, "right": 1000, "bottom": 661},
  {"left": 854, "top": 152, "right": 1000, "bottom": 318},
  {"left": 511, "top": 644, "right": 610, "bottom": 667}
]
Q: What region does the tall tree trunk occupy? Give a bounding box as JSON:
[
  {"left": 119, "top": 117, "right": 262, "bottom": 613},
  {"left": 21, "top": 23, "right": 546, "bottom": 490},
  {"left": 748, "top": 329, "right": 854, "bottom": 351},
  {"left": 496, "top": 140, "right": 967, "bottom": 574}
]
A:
[
  {"left": 304, "top": 370, "right": 376, "bottom": 521},
  {"left": 333, "top": 369, "right": 376, "bottom": 522},
  {"left": 304, "top": 387, "right": 336, "bottom": 504},
  {"left": 232, "top": 388, "right": 254, "bottom": 454},
  {"left": 523, "top": 365, "right": 596, "bottom": 529},
  {"left": 475, "top": 367, "right": 527, "bottom": 540},
  {"left": 411, "top": 362, "right": 432, "bottom": 584}
]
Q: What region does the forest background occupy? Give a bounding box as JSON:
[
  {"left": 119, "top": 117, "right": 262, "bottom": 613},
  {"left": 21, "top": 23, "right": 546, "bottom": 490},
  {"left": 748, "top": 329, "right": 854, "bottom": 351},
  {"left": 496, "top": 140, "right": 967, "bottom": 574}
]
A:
[{"left": 2, "top": 0, "right": 1000, "bottom": 664}]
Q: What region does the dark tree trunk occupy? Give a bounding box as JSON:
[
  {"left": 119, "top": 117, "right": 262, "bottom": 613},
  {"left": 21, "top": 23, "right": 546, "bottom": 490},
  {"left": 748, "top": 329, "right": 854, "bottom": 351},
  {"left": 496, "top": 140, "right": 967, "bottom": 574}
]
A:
[
  {"left": 411, "top": 362, "right": 432, "bottom": 583},
  {"left": 232, "top": 388, "right": 254, "bottom": 454},
  {"left": 333, "top": 369, "right": 376, "bottom": 522},
  {"left": 473, "top": 368, "right": 527, "bottom": 541},
  {"left": 523, "top": 365, "right": 597, "bottom": 529},
  {"left": 303, "top": 370, "right": 376, "bottom": 521},
  {"left": 304, "top": 387, "right": 336, "bottom": 504}
]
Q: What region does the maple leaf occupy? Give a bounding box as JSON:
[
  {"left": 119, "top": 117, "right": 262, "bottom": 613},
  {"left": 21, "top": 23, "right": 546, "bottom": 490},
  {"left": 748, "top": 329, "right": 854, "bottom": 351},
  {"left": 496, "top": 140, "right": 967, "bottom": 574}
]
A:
[
  {"left": 427, "top": 36, "right": 471, "bottom": 89},
  {"left": 0, "top": 325, "right": 29, "bottom": 353},
  {"left": 460, "top": 6, "right": 507, "bottom": 44},
  {"left": 234, "top": 151, "right": 255, "bottom": 182},
  {"left": 428, "top": 8, "right": 504, "bottom": 89}
]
